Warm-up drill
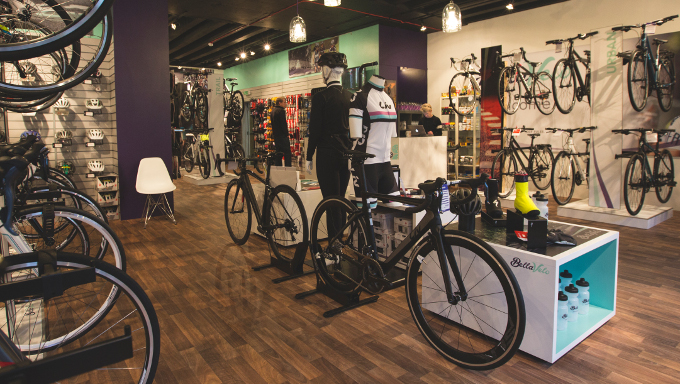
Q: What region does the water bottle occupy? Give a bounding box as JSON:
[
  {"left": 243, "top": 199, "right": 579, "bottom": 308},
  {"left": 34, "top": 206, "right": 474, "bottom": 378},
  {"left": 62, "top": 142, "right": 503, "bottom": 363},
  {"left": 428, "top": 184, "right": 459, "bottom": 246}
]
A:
[
  {"left": 576, "top": 278, "right": 590, "bottom": 315},
  {"left": 559, "top": 270, "right": 572, "bottom": 292},
  {"left": 565, "top": 284, "right": 579, "bottom": 322},
  {"left": 557, "top": 291, "right": 568, "bottom": 331},
  {"left": 534, "top": 194, "right": 549, "bottom": 221}
]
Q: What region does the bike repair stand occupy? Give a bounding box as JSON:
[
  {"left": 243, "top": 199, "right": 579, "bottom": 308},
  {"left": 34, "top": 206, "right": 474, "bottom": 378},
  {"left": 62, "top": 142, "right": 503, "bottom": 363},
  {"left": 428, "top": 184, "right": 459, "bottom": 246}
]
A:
[{"left": 252, "top": 241, "right": 315, "bottom": 284}]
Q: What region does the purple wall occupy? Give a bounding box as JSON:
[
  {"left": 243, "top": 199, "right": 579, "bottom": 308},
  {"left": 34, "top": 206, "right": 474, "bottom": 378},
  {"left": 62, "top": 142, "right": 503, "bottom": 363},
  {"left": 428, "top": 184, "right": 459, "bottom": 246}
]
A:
[
  {"left": 378, "top": 24, "right": 428, "bottom": 99},
  {"left": 114, "top": 0, "right": 172, "bottom": 220}
]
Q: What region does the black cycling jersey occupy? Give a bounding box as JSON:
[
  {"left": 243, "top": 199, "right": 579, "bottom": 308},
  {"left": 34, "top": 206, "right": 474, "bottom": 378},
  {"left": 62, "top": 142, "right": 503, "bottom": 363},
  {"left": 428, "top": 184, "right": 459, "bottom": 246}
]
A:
[{"left": 306, "top": 81, "right": 352, "bottom": 161}]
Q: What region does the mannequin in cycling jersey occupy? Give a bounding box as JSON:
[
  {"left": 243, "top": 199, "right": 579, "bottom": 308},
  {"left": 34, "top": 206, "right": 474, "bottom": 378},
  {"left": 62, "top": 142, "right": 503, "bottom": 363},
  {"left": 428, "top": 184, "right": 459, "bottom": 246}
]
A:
[{"left": 349, "top": 75, "right": 399, "bottom": 201}]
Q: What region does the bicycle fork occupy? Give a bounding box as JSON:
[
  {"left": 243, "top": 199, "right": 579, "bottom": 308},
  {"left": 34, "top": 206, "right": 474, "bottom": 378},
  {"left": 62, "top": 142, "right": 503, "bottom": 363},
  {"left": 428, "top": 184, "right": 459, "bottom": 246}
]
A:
[{"left": 431, "top": 227, "right": 468, "bottom": 304}]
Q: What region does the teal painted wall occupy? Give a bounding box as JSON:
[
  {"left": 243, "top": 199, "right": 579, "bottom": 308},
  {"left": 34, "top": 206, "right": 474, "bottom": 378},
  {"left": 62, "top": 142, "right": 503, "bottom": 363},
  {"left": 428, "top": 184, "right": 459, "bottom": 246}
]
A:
[{"left": 223, "top": 25, "right": 379, "bottom": 91}]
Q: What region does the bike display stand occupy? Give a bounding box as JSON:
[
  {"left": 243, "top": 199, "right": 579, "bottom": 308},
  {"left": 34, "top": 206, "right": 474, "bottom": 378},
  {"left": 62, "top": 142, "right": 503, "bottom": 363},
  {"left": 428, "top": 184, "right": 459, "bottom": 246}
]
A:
[
  {"left": 252, "top": 242, "right": 315, "bottom": 284},
  {"left": 295, "top": 274, "right": 379, "bottom": 318}
]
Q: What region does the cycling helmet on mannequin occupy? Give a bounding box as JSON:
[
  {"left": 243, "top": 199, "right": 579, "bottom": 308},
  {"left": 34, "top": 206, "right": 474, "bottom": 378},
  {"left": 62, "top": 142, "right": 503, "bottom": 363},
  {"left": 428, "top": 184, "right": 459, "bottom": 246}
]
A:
[
  {"left": 55, "top": 130, "right": 73, "bottom": 140},
  {"left": 450, "top": 188, "right": 482, "bottom": 216},
  {"left": 54, "top": 97, "right": 70, "bottom": 109},
  {"left": 86, "top": 99, "right": 103, "bottom": 109},
  {"left": 88, "top": 129, "right": 105, "bottom": 140},
  {"left": 316, "top": 52, "right": 348, "bottom": 69},
  {"left": 87, "top": 160, "right": 105, "bottom": 173},
  {"left": 21, "top": 130, "right": 41, "bottom": 140}
]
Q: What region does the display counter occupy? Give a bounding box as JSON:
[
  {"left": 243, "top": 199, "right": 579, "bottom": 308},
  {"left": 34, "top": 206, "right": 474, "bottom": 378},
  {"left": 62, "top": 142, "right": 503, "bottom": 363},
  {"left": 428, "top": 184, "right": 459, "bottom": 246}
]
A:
[{"left": 390, "top": 136, "right": 447, "bottom": 189}]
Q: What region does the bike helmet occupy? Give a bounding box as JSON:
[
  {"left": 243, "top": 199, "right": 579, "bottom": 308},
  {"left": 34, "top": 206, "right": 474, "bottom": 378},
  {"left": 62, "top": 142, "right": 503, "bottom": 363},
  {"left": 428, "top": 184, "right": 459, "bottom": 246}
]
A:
[
  {"left": 86, "top": 99, "right": 103, "bottom": 110},
  {"left": 54, "top": 97, "right": 70, "bottom": 109},
  {"left": 316, "top": 52, "right": 348, "bottom": 69},
  {"left": 88, "top": 129, "right": 105, "bottom": 140},
  {"left": 55, "top": 130, "right": 73, "bottom": 140},
  {"left": 20, "top": 130, "right": 41, "bottom": 140},
  {"left": 88, "top": 160, "right": 105, "bottom": 173},
  {"left": 450, "top": 188, "right": 482, "bottom": 216}
]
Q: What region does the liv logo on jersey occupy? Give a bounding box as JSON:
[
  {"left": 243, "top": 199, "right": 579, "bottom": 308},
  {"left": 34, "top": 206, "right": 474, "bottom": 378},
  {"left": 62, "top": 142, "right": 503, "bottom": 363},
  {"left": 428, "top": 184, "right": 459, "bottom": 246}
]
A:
[{"left": 378, "top": 101, "right": 392, "bottom": 110}]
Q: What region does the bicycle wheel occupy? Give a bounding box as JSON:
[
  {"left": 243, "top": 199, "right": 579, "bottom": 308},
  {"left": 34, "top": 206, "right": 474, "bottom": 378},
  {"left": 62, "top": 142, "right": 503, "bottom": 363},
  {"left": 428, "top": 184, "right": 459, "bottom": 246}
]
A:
[
  {"left": 233, "top": 143, "right": 245, "bottom": 159},
  {"left": 229, "top": 90, "right": 244, "bottom": 122},
  {"left": 654, "top": 149, "right": 674, "bottom": 203},
  {"left": 183, "top": 142, "right": 194, "bottom": 173},
  {"left": 13, "top": 206, "right": 125, "bottom": 270},
  {"left": 551, "top": 151, "right": 576, "bottom": 205},
  {"left": 552, "top": 59, "right": 576, "bottom": 114},
  {"left": 198, "top": 146, "right": 210, "bottom": 179},
  {"left": 624, "top": 154, "right": 646, "bottom": 216},
  {"left": 628, "top": 49, "right": 648, "bottom": 112},
  {"left": 498, "top": 66, "right": 520, "bottom": 115},
  {"left": 0, "top": 0, "right": 115, "bottom": 61},
  {"left": 194, "top": 87, "right": 208, "bottom": 127},
  {"left": 491, "top": 150, "right": 517, "bottom": 198},
  {"left": 310, "top": 197, "right": 369, "bottom": 293},
  {"left": 529, "top": 146, "right": 554, "bottom": 190},
  {"left": 405, "top": 230, "right": 525, "bottom": 370},
  {"left": 657, "top": 56, "right": 674, "bottom": 112},
  {"left": 533, "top": 71, "right": 555, "bottom": 115},
  {"left": 27, "top": 185, "right": 107, "bottom": 222},
  {"left": 266, "top": 184, "right": 308, "bottom": 263},
  {"left": 224, "top": 178, "right": 251, "bottom": 245},
  {"left": 179, "top": 90, "right": 193, "bottom": 128},
  {"left": 1, "top": 253, "right": 159, "bottom": 383},
  {"left": 449, "top": 72, "right": 477, "bottom": 115}
]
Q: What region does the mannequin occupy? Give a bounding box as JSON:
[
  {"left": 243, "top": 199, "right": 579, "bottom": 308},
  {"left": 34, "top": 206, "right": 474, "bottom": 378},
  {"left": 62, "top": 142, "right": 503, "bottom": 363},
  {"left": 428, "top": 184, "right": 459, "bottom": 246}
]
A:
[{"left": 349, "top": 75, "right": 400, "bottom": 203}]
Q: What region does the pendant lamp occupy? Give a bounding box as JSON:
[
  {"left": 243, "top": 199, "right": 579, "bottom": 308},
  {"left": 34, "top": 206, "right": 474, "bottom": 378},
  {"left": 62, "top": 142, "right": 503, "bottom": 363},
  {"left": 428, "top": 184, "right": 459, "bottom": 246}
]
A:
[
  {"left": 442, "top": 1, "right": 462, "bottom": 33},
  {"left": 290, "top": 1, "right": 306, "bottom": 42},
  {"left": 324, "top": 0, "right": 341, "bottom": 5}
]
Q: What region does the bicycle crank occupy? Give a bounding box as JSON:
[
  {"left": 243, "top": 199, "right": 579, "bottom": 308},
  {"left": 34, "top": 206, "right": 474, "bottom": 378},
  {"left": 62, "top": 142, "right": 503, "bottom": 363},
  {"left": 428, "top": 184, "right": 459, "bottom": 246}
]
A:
[{"left": 361, "top": 258, "right": 389, "bottom": 294}]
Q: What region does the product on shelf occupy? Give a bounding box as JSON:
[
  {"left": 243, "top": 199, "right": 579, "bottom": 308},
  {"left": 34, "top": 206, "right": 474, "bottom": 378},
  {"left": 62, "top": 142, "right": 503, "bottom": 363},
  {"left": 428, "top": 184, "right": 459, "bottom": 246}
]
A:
[
  {"left": 559, "top": 270, "right": 573, "bottom": 291},
  {"left": 557, "top": 291, "right": 568, "bottom": 331},
  {"left": 564, "top": 284, "right": 579, "bottom": 322},
  {"left": 576, "top": 278, "right": 590, "bottom": 315}
]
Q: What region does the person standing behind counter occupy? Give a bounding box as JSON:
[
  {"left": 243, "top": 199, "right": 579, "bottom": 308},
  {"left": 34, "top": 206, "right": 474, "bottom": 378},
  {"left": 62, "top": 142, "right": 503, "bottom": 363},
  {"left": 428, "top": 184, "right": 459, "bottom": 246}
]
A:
[{"left": 418, "top": 103, "right": 442, "bottom": 136}]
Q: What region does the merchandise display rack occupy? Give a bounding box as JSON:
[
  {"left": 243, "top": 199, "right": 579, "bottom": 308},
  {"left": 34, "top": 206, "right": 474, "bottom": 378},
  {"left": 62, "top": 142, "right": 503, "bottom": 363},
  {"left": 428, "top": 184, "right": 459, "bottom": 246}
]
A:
[{"left": 441, "top": 95, "right": 481, "bottom": 179}]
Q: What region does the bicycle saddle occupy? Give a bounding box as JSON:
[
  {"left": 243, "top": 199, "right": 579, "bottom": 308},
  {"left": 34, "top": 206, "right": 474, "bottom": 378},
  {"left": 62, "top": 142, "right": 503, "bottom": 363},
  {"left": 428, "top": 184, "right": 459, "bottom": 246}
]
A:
[
  {"left": 654, "top": 38, "right": 668, "bottom": 45},
  {"left": 528, "top": 133, "right": 541, "bottom": 138},
  {"left": 226, "top": 78, "right": 237, "bottom": 81},
  {"left": 582, "top": 138, "right": 591, "bottom": 143},
  {"left": 230, "top": 82, "right": 238, "bottom": 86},
  {"left": 584, "top": 50, "right": 591, "bottom": 55}
]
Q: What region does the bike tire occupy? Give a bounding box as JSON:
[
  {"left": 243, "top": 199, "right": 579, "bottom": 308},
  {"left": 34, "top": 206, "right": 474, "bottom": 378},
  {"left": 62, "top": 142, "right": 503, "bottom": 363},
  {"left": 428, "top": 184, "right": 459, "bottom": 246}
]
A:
[
  {"left": 657, "top": 56, "right": 674, "bottom": 112},
  {"left": 624, "top": 154, "right": 646, "bottom": 216},
  {"left": 310, "top": 196, "right": 370, "bottom": 293},
  {"left": 405, "top": 230, "right": 525, "bottom": 370},
  {"left": 533, "top": 71, "right": 555, "bottom": 115},
  {"left": 498, "top": 66, "right": 520, "bottom": 115},
  {"left": 628, "top": 49, "right": 648, "bottom": 112},
  {"left": 551, "top": 151, "right": 576, "bottom": 205},
  {"left": 224, "top": 178, "right": 252, "bottom": 245},
  {"left": 491, "top": 150, "right": 517, "bottom": 198},
  {"left": 654, "top": 149, "right": 674, "bottom": 203},
  {"left": 1, "top": 253, "right": 160, "bottom": 383},
  {"left": 266, "top": 184, "right": 309, "bottom": 263},
  {"left": 529, "top": 146, "right": 554, "bottom": 190},
  {"left": 27, "top": 185, "right": 107, "bottom": 223},
  {"left": 449, "top": 72, "right": 477, "bottom": 115},
  {"left": 194, "top": 87, "right": 209, "bottom": 127},
  {"left": 179, "top": 90, "right": 193, "bottom": 129},
  {"left": 229, "top": 90, "right": 244, "bottom": 122},
  {"left": 552, "top": 59, "right": 577, "bottom": 114},
  {"left": 183, "top": 142, "right": 194, "bottom": 173},
  {"left": 198, "top": 146, "right": 210, "bottom": 179}
]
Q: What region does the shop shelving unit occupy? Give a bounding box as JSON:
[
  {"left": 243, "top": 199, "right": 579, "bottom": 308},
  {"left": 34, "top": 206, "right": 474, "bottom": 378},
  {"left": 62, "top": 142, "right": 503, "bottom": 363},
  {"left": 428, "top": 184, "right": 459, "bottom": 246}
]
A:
[{"left": 440, "top": 95, "right": 481, "bottom": 179}]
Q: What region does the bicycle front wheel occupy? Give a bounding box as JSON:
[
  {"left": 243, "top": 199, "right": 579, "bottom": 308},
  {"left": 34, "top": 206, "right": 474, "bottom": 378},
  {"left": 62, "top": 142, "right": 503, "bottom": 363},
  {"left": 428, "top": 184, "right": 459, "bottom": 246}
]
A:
[
  {"left": 224, "top": 179, "right": 251, "bottom": 245},
  {"left": 657, "top": 56, "right": 674, "bottom": 112},
  {"left": 194, "top": 87, "right": 209, "bottom": 127},
  {"left": 533, "top": 71, "right": 555, "bottom": 115},
  {"left": 449, "top": 72, "right": 477, "bottom": 115},
  {"left": 229, "top": 90, "right": 245, "bottom": 122},
  {"left": 310, "top": 197, "right": 370, "bottom": 293},
  {"left": 183, "top": 143, "right": 194, "bottom": 173},
  {"left": 1, "top": 253, "right": 159, "bottom": 383},
  {"left": 628, "top": 49, "right": 648, "bottom": 112},
  {"left": 624, "top": 154, "right": 646, "bottom": 216},
  {"left": 654, "top": 149, "right": 674, "bottom": 203},
  {"left": 551, "top": 151, "right": 576, "bottom": 205},
  {"left": 498, "top": 67, "right": 520, "bottom": 115},
  {"left": 552, "top": 59, "right": 576, "bottom": 114},
  {"left": 198, "top": 146, "right": 210, "bottom": 179},
  {"left": 529, "top": 146, "right": 554, "bottom": 190},
  {"left": 491, "top": 150, "right": 517, "bottom": 198},
  {"left": 405, "top": 230, "right": 525, "bottom": 370},
  {"left": 266, "top": 184, "right": 308, "bottom": 263}
]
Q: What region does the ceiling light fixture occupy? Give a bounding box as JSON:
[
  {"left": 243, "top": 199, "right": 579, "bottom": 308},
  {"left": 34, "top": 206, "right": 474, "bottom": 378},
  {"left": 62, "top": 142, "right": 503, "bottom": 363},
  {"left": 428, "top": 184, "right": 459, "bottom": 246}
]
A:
[
  {"left": 264, "top": 43, "right": 271, "bottom": 51},
  {"left": 324, "top": 0, "right": 341, "bottom": 6},
  {"left": 177, "top": 66, "right": 182, "bottom": 70},
  {"left": 201, "top": 68, "right": 205, "bottom": 71},
  {"left": 250, "top": 51, "right": 255, "bottom": 56},
  {"left": 217, "top": 62, "right": 222, "bottom": 67},
  {"left": 235, "top": 57, "right": 239, "bottom": 61},
  {"left": 289, "top": 0, "right": 306, "bottom": 43},
  {"left": 171, "top": 23, "right": 176, "bottom": 30},
  {"left": 442, "top": 1, "right": 462, "bottom": 33},
  {"left": 240, "top": 52, "right": 246, "bottom": 59},
  {"left": 420, "top": 24, "right": 427, "bottom": 32},
  {"left": 208, "top": 42, "right": 213, "bottom": 47},
  {"left": 506, "top": 3, "right": 514, "bottom": 10}
]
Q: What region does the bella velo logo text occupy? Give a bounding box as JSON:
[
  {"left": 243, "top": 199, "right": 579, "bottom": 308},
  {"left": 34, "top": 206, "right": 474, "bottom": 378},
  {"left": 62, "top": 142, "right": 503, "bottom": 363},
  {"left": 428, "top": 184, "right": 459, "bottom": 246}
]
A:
[{"left": 510, "top": 257, "right": 550, "bottom": 275}]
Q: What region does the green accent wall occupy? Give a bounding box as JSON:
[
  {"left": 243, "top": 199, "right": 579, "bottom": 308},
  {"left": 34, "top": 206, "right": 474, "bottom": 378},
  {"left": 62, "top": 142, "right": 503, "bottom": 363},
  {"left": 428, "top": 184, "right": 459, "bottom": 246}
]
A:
[{"left": 223, "top": 25, "right": 379, "bottom": 91}]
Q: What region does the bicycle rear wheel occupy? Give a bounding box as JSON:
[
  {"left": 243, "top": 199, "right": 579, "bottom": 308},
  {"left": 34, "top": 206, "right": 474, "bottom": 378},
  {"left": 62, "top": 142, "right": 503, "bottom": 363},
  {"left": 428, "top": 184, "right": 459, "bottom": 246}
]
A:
[
  {"left": 529, "top": 146, "right": 554, "bottom": 190},
  {"left": 405, "top": 230, "right": 525, "bottom": 370},
  {"left": 266, "top": 184, "right": 308, "bottom": 263},
  {"left": 0, "top": 253, "right": 159, "bottom": 383},
  {"left": 533, "top": 71, "right": 555, "bottom": 115},
  {"left": 491, "top": 150, "right": 517, "bottom": 198},
  {"left": 194, "top": 87, "right": 208, "bottom": 127},
  {"left": 628, "top": 49, "right": 648, "bottom": 112},
  {"left": 654, "top": 149, "right": 674, "bottom": 203},
  {"left": 229, "top": 90, "right": 244, "bottom": 122},
  {"left": 552, "top": 59, "right": 576, "bottom": 114},
  {"left": 624, "top": 154, "right": 646, "bottom": 216},
  {"left": 657, "top": 56, "right": 674, "bottom": 112},
  {"left": 310, "top": 197, "right": 369, "bottom": 293},
  {"left": 183, "top": 142, "right": 194, "bottom": 173},
  {"left": 449, "top": 72, "right": 477, "bottom": 115},
  {"left": 198, "top": 145, "right": 210, "bottom": 179},
  {"left": 498, "top": 67, "right": 520, "bottom": 115},
  {"left": 224, "top": 178, "right": 251, "bottom": 245},
  {"left": 551, "top": 151, "right": 576, "bottom": 205}
]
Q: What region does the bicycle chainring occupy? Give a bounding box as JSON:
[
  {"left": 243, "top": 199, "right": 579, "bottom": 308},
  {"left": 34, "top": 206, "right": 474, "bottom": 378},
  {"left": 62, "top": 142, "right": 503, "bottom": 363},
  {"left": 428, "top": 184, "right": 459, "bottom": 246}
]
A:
[{"left": 361, "top": 258, "right": 388, "bottom": 294}]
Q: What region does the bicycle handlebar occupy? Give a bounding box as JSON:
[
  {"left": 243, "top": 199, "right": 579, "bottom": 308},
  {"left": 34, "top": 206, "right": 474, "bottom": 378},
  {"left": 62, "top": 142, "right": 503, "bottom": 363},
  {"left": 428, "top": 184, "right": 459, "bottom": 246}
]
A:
[
  {"left": 546, "top": 126, "right": 597, "bottom": 133},
  {"left": 612, "top": 15, "right": 677, "bottom": 32},
  {"left": 492, "top": 127, "right": 534, "bottom": 133},
  {"left": 612, "top": 128, "right": 653, "bottom": 135},
  {"left": 546, "top": 31, "right": 598, "bottom": 45}
]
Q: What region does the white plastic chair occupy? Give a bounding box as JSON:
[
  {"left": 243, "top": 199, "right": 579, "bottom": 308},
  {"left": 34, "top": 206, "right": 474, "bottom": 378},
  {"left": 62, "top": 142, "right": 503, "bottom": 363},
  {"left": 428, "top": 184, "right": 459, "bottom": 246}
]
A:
[{"left": 136, "top": 157, "right": 177, "bottom": 228}]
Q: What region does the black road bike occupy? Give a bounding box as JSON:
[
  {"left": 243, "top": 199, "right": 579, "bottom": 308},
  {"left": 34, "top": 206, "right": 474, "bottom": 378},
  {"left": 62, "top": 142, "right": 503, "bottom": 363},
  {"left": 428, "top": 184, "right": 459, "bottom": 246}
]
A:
[
  {"left": 224, "top": 77, "right": 244, "bottom": 124},
  {"left": 613, "top": 128, "right": 676, "bottom": 216},
  {"left": 613, "top": 15, "right": 677, "bottom": 112},
  {"left": 309, "top": 148, "right": 525, "bottom": 370},
  {"left": 180, "top": 82, "right": 208, "bottom": 129},
  {"left": 224, "top": 152, "right": 309, "bottom": 264},
  {"left": 491, "top": 127, "right": 554, "bottom": 197},
  {"left": 546, "top": 31, "right": 598, "bottom": 114},
  {"left": 498, "top": 47, "right": 555, "bottom": 115}
]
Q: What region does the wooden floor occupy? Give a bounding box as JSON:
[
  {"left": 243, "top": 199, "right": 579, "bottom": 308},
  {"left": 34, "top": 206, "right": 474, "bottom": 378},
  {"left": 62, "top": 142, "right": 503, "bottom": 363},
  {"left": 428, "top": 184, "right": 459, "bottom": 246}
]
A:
[{"left": 109, "top": 177, "right": 680, "bottom": 384}]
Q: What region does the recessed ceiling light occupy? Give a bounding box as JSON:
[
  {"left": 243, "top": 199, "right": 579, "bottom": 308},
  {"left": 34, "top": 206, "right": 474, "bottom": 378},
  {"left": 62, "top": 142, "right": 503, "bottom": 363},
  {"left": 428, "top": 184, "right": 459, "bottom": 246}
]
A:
[
  {"left": 177, "top": 66, "right": 182, "bottom": 69},
  {"left": 506, "top": 3, "right": 513, "bottom": 10},
  {"left": 208, "top": 42, "right": 213, "bottom": 47},
  {"left": 217, "top": 62, "right": 222, "bottom": 66},
  {"left": 264, "top": 43, "right": 270, "bottom": 51},
  {"left": 250, "top": 51, "right": 255, "bottom": 56},
  {"left": 420, "top": 25, "right": 426, "bottom": 32},
  {"left": 240, "top": 52, "right": 246, "bottom": 59},
  {"left": 235, "top": 57, "right": 239, "bottom": 61},
  {"left": 171, "top": 23, "right": 176, "bottom": 30}
]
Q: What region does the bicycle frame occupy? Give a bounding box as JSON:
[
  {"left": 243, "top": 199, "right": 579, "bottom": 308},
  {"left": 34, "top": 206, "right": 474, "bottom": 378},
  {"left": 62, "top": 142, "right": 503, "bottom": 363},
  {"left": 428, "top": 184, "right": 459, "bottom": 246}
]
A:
[
  {"left": 503, "top": 133, "right": 546, "bottom": 177},
  {"left": 508, "top": 63, "right": 535, "bottom": 96},
  {"left": 558, "top": 42, "right": 589, "bottom": 99},
  {"left": 230, "top": 164, "right": 273, "bottom": 231},
  {"left": 638, "top": 27, "right": 663, "bottom": 90},
  {"left": 564, "top": 135, "right": 590, "bottom": 186}
]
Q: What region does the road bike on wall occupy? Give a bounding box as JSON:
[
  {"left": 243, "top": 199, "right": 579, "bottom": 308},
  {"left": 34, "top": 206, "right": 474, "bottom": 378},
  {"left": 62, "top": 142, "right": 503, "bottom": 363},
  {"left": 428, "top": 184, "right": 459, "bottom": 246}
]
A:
[
  {"left": 196, "top": 128, "right": 214, "bottom": 179},
  {"left": 613, "top": 128, "right": 676, "bottom": 216},
  {"left": 180, "top": 82, "right": 209, "bottom": 129},
  {"left": 448, "top": 54, "right": 481, "bottom": 115},
  {"left": 308, "top": 147, "right": 525, "bottom": 370},
  {"left": 224, "top": 77, "right": 244, "bottom": 123},
  {"left": 545, "top": 32, "right": 598, "bottom": 114},
  {"left": 498, "top": 48, "right": 555, "bottom": 115},
  {"left": 182, "top": 131, "right": 197, "bottom": 173},
  {"left": 491, "top": 127, "right": 553, "bottom": 197},
  {"left": 225, "top": 127, "right": 245, "bottom": 161},
  {"left": 547, "top": 126, "right": 597, "bottom": 205},
  {"left": 612, "top": 15, "right": 677, "bottom": 112}
]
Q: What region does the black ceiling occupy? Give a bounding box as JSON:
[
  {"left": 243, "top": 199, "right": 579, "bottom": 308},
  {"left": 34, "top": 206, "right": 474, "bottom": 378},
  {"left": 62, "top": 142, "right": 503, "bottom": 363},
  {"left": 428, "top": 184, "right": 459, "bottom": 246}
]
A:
[{"left": 168, "top": 0, "right": 568, "bottom": 69}]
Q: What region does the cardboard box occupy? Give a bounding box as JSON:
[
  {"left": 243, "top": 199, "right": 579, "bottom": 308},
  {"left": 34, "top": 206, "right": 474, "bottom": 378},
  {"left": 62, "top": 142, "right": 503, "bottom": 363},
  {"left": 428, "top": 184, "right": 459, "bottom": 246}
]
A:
[{"left": 395, "top": 216, "right": 413, "bottom": 235}]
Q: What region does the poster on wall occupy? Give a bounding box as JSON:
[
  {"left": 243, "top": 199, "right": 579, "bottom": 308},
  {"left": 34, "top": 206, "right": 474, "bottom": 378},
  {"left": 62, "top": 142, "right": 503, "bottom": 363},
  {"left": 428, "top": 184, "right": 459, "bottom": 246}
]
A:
[{"left": 288, "top": 37, "right": 339, "bottom": 78}]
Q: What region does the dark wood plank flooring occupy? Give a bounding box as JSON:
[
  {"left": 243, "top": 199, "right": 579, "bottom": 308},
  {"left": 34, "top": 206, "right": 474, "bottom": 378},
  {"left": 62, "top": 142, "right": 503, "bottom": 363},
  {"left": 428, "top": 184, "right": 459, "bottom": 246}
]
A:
[{"left": 109, "top": 178, "right": 680, "bottom": 383}]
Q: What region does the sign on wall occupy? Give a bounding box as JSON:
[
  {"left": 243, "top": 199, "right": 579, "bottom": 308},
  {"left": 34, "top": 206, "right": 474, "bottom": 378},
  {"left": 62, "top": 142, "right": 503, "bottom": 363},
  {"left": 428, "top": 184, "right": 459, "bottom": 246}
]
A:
[{"left": 288, "top": 37, "right": 339, "bottom": 78}]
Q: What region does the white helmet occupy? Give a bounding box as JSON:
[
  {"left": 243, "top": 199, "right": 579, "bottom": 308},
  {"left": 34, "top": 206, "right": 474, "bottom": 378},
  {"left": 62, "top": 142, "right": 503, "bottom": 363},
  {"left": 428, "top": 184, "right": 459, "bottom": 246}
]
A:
[
  {"left": 88, "top": 160, "right": 105, "bottom": 173},
  {"left": 88, "top": 129, "right": 105, "bottom": 140},
  {"left": 55, "top": 130, "right": 72, "bottom": 140},
  {"left": 86, "top": 99, "right": 103, "bottom": 109},
  {"left": 54, "top": 97, "right": 70, "bottom": 109}
]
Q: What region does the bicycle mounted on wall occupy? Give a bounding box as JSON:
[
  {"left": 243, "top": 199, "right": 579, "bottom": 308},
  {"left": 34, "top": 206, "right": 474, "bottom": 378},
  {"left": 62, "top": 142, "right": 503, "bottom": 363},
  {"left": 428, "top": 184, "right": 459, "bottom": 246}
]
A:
[
  {"left": 547, "top": 126, "right": 597, "bottom": 205},
  {"left": 498, "top": 47, "right": 555, "bottom": 115}
]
